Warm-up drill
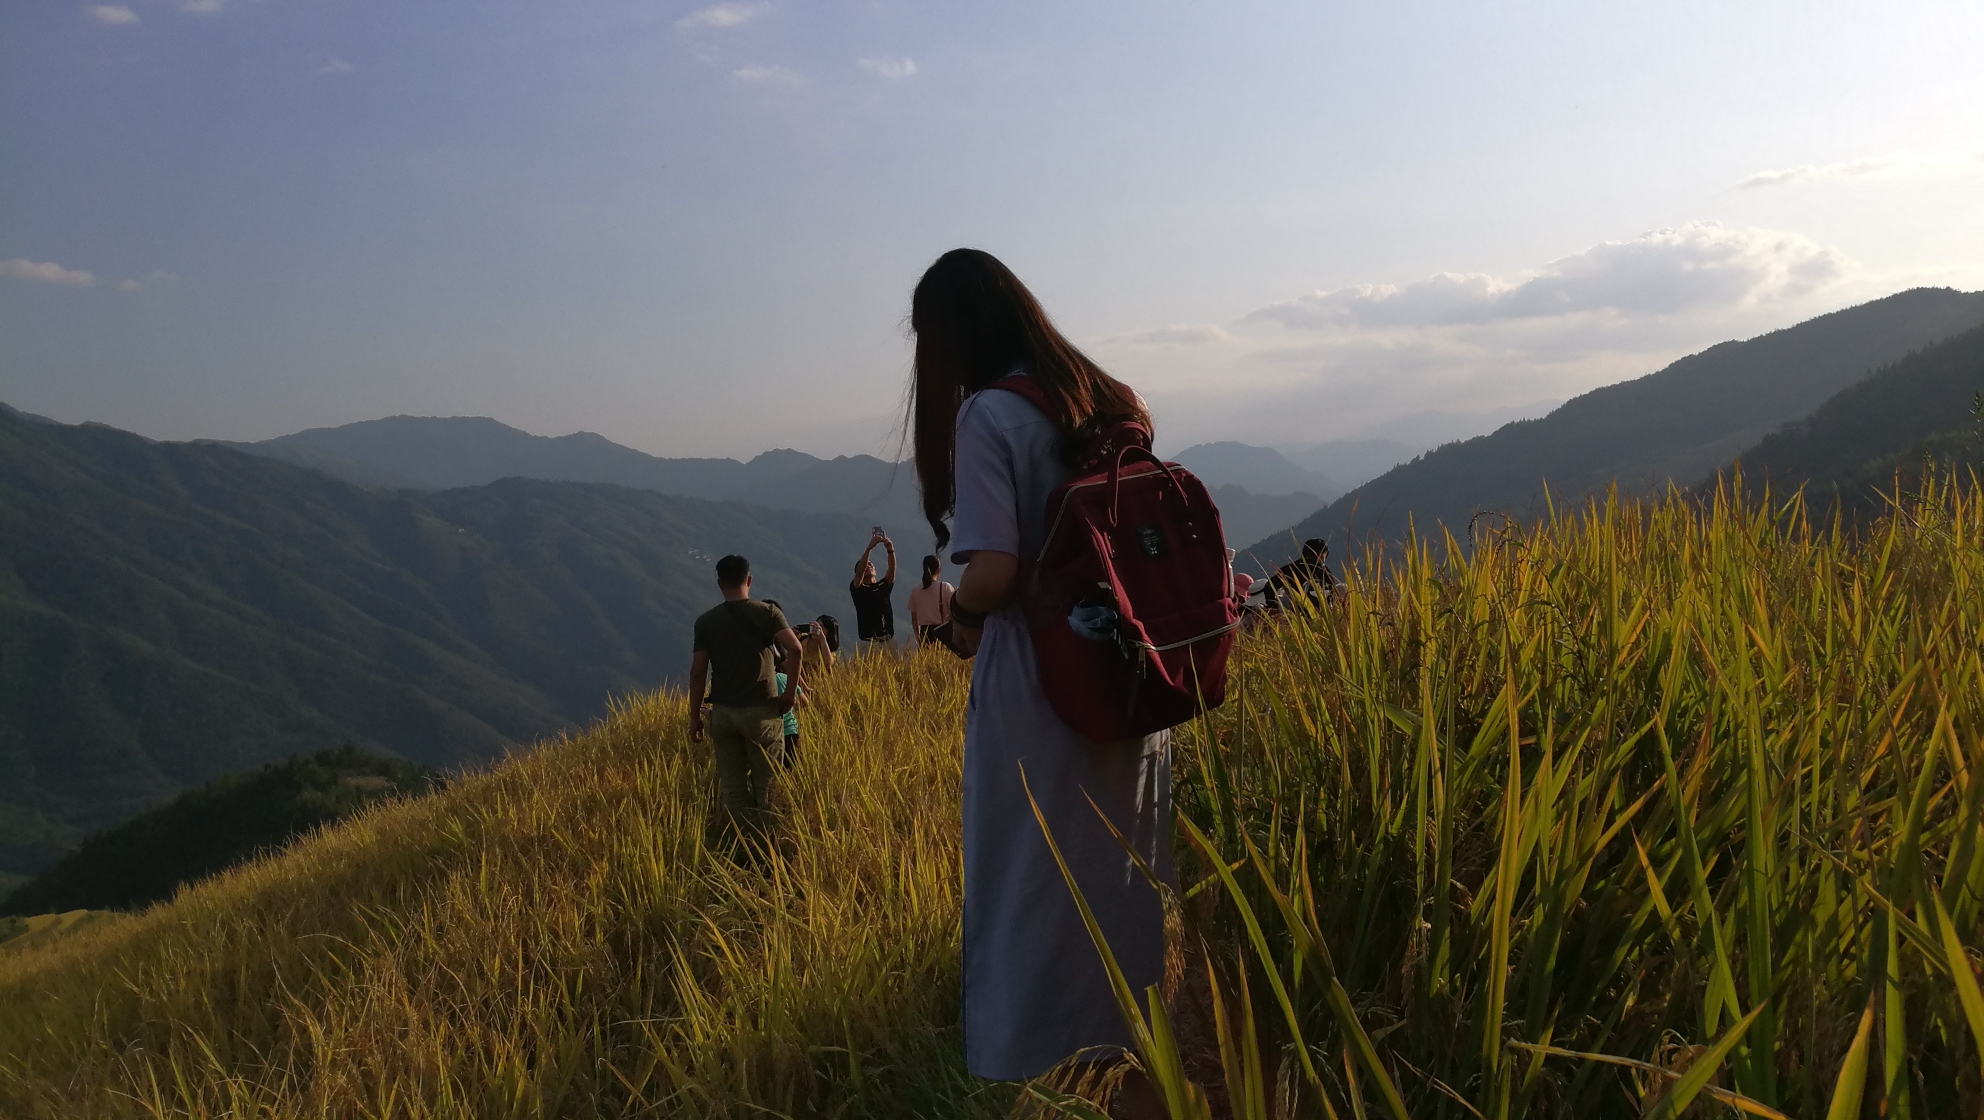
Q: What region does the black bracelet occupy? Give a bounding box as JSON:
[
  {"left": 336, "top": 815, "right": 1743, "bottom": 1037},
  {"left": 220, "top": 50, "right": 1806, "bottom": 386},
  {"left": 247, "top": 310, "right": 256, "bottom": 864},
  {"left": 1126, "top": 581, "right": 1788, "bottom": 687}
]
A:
[{"left": 951, "top": 601, "right": 989, "bottom": 628}]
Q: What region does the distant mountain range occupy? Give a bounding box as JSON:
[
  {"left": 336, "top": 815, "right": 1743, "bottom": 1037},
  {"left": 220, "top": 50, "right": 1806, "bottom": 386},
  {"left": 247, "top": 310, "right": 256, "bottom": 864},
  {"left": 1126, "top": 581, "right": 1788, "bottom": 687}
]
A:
[
  {"left": 1280, "top": 438, "right": 1419, "bottom": 492},
  {"left": 212, "top": 415, "right": 931, "bottom": 537},
  {"left": 226, "top": 415, "right": 1352, "bottom": 565},
  {"left": 1245, "top": 287, "right": 1984, "bottom": 563},
  {"left": 1170, "top": 442, "right": 1340, "bottom": 499},
  {"left": 1167, "top": 442, "right": 1338, "bottom": 545},
  {"left": 0, "top": 407, "right": 875, "bottom": 880}
]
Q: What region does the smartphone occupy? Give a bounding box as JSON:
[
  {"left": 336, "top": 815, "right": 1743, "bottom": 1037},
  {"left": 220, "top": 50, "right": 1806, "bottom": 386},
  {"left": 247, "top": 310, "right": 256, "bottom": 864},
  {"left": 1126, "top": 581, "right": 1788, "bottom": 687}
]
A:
[{"left": 871, "top": 525, "right": 885, "bottom": 539}]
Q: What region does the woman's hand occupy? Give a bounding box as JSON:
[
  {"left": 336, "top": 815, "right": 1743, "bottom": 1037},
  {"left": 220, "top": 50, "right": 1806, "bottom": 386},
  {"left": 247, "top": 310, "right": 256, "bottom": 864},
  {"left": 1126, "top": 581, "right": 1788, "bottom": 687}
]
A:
[
  {"left": 952, "top": 621, "right": 984, "bottom": 658},
  {"left": 949, "top": 550, "right": 1017, "bottom": 660}
]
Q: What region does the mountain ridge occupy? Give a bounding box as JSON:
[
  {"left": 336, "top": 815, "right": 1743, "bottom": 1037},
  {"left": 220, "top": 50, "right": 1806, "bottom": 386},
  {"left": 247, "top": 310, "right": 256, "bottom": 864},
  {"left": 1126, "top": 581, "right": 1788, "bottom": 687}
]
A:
[
  {"left": 1722, "top": 321, "right": 1984, "bottom": 508},
  {"left": 1244, "top": 287, "right": 1984, "bottom": 562},
  {"left": 0, "top": 406, "right": 876, "bottom": 879}
]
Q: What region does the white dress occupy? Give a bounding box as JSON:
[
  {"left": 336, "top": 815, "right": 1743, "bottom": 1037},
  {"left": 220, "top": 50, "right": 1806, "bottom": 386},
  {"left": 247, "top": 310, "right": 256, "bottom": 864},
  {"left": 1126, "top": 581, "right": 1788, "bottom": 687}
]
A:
[{"left": 949, "top": 384, "right": 1173, "bottom": 1081}]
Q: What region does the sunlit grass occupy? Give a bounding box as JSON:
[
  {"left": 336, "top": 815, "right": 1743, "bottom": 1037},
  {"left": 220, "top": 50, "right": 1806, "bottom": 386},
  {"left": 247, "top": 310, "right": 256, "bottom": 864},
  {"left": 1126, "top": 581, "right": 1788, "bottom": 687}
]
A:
[
  {"left": 3, "top": 474, "right": 1981, "bottom": 1118},
  {"left": 1132, "top": 473, "right": 1984, "bottom": 1117},
  {"left": 0, "top": 649, "right": 1003, "bottom": 1119}
]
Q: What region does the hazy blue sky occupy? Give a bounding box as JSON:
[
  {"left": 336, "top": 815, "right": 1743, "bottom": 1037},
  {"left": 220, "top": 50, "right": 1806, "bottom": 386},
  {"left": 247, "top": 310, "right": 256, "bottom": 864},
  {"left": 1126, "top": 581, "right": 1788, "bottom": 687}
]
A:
[{"left": 4, "top": 1, "right": 1981, "bottom": 458}]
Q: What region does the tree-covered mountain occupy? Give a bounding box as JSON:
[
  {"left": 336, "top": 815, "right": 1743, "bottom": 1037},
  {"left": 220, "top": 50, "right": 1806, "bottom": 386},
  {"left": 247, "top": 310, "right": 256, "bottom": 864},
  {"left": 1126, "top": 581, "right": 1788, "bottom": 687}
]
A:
[
  {"left": 1, "top": 746, "right": 437, "bottom": 916},
  {"left": 0, "top": 406, "right": 874, "bottom": 879},
  {"left": 1243, "top": 287, "right": 1984, "bottom": 562},
  {"left": 1724, "top": 321, "right": 1984, "bottom": 510}
]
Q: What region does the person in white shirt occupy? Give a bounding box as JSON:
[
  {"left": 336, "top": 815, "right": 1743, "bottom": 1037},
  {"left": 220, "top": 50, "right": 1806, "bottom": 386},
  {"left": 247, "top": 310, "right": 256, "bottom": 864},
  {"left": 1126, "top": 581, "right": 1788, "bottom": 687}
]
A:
[
  {"left": 907, "top": 554, "right": 956, "bottom": 645},
  {"left": 906, "top": 246, "right": 1169, "bottom": 1117}
]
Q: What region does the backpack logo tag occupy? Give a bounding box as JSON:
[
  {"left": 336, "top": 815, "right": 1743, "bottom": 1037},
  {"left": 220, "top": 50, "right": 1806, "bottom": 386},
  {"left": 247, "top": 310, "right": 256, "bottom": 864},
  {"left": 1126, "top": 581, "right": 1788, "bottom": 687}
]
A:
[{"left": 1135, "top": 524, "right": 1166, "bottom": 559}]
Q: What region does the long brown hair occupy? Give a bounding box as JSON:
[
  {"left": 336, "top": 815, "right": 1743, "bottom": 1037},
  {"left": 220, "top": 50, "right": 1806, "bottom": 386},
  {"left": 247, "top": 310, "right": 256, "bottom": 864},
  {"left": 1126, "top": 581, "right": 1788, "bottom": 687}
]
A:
[{"left": 909, "top": 248, "right": 1150, "bottom": 548}]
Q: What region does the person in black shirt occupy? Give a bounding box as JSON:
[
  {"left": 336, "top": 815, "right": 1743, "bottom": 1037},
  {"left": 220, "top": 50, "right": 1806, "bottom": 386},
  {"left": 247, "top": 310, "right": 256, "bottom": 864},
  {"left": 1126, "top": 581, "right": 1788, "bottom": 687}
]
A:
[
  {"left": 849, "top": 530, "right": 897, "bottom": 644},
  {"left": 1266, "top": 537, "right": 1339, "bottom": 611}
]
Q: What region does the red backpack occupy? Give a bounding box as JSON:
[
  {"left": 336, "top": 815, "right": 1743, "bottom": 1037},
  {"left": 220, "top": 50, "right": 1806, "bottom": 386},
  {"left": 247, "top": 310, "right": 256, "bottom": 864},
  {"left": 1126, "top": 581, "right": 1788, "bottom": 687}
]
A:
[{"left": 988, "top": 375, "right": 1239, "bottom": 742}]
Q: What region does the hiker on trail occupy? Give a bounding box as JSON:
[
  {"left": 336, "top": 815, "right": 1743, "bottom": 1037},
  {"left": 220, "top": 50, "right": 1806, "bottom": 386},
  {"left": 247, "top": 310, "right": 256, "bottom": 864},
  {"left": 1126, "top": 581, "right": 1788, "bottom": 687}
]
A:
[
  {"left": 1265, "top": 537, "right": 1338, "bottom": 610},
  {"left": 849, "top": 531, "right": 897, "bottom": 645},
  {"left": 688, "top": 555, "right": 803, "bottom": 841},
  {"left": 906, "top": 247, "right": 1172, "bottom": 1115},
  {"left": 907, "top": 554, "right": 955, "bottom": 646},
  {"left": 761, "top": 599, "right": 810, "bottom": 766}
]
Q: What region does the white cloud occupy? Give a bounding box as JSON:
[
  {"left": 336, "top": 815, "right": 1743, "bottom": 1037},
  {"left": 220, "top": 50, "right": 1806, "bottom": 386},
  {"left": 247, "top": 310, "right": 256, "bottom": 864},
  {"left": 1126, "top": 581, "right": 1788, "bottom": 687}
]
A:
[
  {"left": 1740, "top": 157, "right": 1895, "bottom": 190},
  {"left": 679, "top": 2, "right": 767, "bottom": 29},
  {"left": 857, "top": 56, "right": 918, "bottom": 80},
  {"left": 1737, "top": 151, "right": 1984, "bottom": 190},
  {"left": 1109, "top": 324, "right": 1231, "bottom": 347},
  {"left": 732, "top": 64, "right": 801, "bottom": 86},
  {"left": 317, "top": 57, "right": 354, "bottom": 77},
  {"left": 1249, "top": 223, "right": 1847, "bottom": 330},
  {"left": 85, "top": 5, "right": 140, "bottom": 25},
  {"left": 1090, "top": 222, "right": 1865, "bottom": 450},
  {"left": 1, "top": 258, "right": 96, "bottom": 287},
  {"left": 117, "top": 270, "right": 179, "bottom": 291}
]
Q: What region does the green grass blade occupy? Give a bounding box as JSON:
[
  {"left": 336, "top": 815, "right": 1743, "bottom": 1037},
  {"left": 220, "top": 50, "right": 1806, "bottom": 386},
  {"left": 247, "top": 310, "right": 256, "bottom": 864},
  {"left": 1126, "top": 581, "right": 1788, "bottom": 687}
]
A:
[
  {"left": 1823, "top": 995, "right": 1876, "bottom": 1120},
  {"left": 1881, "top": 909, "right": 1911, "bottom": 1120},
  {"left": 1177, "top": 814, "right": 1341, "bottom": 1119},
  {"left": 1931, "top": 890, "right": 1984, "bottom": 1081},
  {"left": 1508, "top": 1041, "right": 1793, "bottom": 1119}
]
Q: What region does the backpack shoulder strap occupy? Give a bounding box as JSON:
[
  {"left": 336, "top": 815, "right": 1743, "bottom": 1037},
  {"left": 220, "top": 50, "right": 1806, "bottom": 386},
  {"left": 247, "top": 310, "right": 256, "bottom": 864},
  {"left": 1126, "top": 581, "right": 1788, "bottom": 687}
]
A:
[
  {"left": 983, "top": 374, "right": 1153, "bottom": 471},
  {"left": 983, "top": 372, "right": 1051, "bottom": 415}
]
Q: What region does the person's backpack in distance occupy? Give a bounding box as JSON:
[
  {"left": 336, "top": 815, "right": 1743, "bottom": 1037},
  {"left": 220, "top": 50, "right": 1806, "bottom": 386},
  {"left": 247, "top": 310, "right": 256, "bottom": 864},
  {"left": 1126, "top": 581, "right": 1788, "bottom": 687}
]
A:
[{"left": 987, "top": 374, "right": 1239, "bottom": 742}]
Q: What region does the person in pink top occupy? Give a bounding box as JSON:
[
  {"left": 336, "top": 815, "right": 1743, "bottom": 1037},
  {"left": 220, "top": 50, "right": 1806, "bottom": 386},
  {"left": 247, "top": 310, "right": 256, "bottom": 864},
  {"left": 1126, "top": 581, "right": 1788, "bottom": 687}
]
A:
[{"left": 907, "top": 554, "right": 955, "bottom": 645}]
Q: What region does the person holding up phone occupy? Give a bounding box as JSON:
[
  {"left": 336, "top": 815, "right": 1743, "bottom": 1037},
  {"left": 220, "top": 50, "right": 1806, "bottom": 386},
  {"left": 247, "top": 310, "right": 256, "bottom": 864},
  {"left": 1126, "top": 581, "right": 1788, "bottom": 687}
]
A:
[{"left": 849, "top": 530, "right": 897, "bottom": 646}]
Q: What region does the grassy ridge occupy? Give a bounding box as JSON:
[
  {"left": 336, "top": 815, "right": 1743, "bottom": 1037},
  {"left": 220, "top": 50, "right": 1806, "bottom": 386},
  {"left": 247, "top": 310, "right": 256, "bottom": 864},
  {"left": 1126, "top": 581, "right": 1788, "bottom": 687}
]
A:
[
  {"left": 2, "top": 478, "right": 1981, "bottom": 1117},
  {"left": 0, "top": 653, "right": 1000, "bottom": 1119}
]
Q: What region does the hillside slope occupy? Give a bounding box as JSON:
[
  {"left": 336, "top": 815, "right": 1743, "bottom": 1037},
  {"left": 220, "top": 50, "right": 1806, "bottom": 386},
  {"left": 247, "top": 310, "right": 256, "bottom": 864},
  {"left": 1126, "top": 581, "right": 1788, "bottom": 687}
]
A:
[
  {"left": 1726, "top": 321, "right": 1984, "bottom": 506},
  {"left": 1, "top": 747, "right": 435, "bottom": 916},
  {"left": 1245, "top": 286, "right": 1984, "bottom": 560},
  {"left": 0, "top": 655, "right": 994, "bottom": 1120},
  {"left": 0, "top": 407, "right": 870, "bottom": 877},
  {"left": 3, "top": 482, "right": 1979, "bottom": 1117}
]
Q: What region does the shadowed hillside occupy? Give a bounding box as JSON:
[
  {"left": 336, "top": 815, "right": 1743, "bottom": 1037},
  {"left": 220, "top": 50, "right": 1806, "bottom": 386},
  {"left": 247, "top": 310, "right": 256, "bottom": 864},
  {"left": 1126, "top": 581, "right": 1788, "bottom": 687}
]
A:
[
  {"left": 1, "top": 747, "right": 437, "bottom": 916},
  {"left": 1245, "top": 286, "right": 1984, "bottom": 561},
  {"left": 0, "top": 406, "right": 873, "bottom": 879},
  {"left": 1724, "top": 321, "right": 1984, "bottom": 509}
]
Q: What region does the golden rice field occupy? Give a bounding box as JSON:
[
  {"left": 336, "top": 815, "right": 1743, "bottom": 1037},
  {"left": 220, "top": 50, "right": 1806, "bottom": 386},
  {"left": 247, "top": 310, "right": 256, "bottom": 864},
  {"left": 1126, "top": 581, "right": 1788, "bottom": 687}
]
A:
[{"left": 1, "top": 476, "right": 1980, "bottom": 1119}]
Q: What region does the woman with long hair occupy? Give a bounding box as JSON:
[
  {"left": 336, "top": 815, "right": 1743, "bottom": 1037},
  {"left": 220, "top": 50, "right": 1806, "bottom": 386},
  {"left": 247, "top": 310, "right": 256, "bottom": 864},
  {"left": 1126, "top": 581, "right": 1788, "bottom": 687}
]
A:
[
  {"left": 907, "top": 248, "right": 1170, "bottom": 1109},
  {"left": 907, "top": 554, "right": 955, "bottom": 645}
]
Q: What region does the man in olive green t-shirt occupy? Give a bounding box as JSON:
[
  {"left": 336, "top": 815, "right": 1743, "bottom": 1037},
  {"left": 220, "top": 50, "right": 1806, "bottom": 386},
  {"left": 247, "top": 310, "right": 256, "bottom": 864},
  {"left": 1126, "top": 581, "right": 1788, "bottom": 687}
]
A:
[{"left": 690, "top": 554, "right": 803, "bottom": 841}]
